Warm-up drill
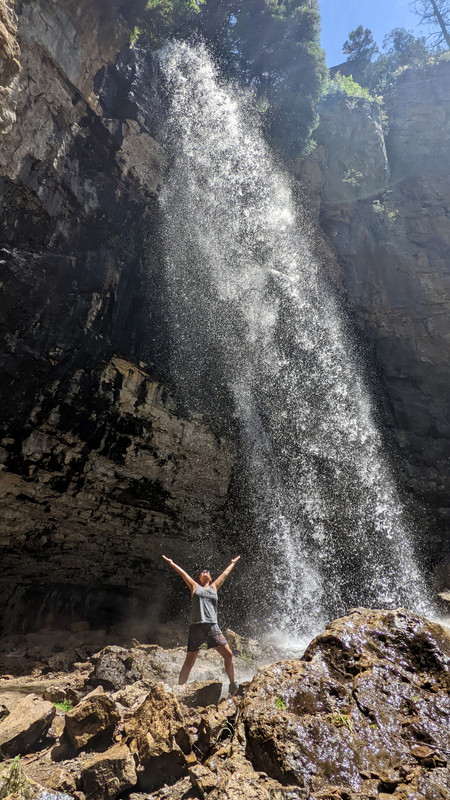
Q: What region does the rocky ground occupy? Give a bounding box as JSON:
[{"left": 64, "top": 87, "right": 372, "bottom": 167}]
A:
[{"left": 0, "top": 608, "right": 448, "bottom": 800}]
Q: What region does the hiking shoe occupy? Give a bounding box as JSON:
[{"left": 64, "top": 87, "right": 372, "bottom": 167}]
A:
[{"left": 229, "top": 681, "right": 239, "bottom": 694}]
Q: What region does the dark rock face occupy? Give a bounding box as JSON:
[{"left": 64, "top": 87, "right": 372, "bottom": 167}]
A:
[
  {"left": 311, "top": 64, "right": 450, "bottom": 577},
  {"left": 1, "top": 0, "right": 449, "bottom": 623},
  {"left": 0, "top": 356, "right": 233, "bottom": 630},
  {"left": 241, "top": 608, "right": 450, "bottom": 798},
  {"left": 0, "top": 0, "right": 235, "bottom": 626}
]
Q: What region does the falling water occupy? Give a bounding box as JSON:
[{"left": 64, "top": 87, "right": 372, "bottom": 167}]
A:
[{"left": 157, "top": 41, "right": 434, "bottom": 645}]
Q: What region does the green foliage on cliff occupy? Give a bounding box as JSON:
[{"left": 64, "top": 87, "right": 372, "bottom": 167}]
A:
[
  {"left": 339, "top": 23, "right": 443, "bottom": 95},
  {"left": 130, "top": 0, "right": 327, "bottom": 159},
  {"left": 326, "top": 72, "right": 376, "bottom": 101},
  {"left": 343, "top": 25, "right": 379, "bottom": 64},
  {"left": 129, "top": 0, "right": 204, "bottom": 46},
  {"left": 198, "top": 0, "right": 328, "bottom": 158}
]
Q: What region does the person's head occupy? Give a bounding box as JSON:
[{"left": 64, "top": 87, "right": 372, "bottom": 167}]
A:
[{"left": 198, "top": 569, "right": 212, "bottom": 587}]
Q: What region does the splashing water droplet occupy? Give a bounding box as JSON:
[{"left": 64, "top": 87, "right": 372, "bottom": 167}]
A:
[{"left": 157, "top": 41, "right": 435, "bottom": 645}]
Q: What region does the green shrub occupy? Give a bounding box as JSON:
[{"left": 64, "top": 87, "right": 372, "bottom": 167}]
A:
[
  {"left": 130, "top": 0, "right": 204, "bottom": 47},
  {"left": 326, "top": 712, "right": 353, "bottom": 731},
  {"left": 342, "top": 169, "right": 363, "bottom": 189},
  {"left": 326, "top": 72, "right": 376, "bottom": 101},
  {"left": 0, "top": 757, "right": 30, "bottom": 800},
  {"left": 54, "top": 699, "right": 74, "bottom": 713}
]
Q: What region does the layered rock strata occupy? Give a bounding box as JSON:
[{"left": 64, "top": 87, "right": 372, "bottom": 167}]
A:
[
  {"left": 0, "top": 0, "right": 234, "bottom": 627},
  {"left": 0, "top": 356, "right": 233, "bottom": 630},
  {"left": 1, "top": 0, "right": 449, "bottom": 623}
]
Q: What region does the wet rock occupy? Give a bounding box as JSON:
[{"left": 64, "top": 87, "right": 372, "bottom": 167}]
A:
[
  {"left": 313, "top": 60, "right": 450, "bottom": 526},
  {"left": 124, "top": 684, "right": 190, "bottom": 791},
  {"left": 80, "top": 743, "right": 137, "bottom": 800},
  {"left": 117, "top": 120, "right": 166, "bottom": 194},
  {"left": 0, "top": 693, "right": 55, "bottom": 758},
  {"left": 0, "top": 0, "right": 234, "bottom": 622},
  {"left": 240, "top": 608, "right": 450, "bottom": 797},
  {"left": 64, "top": 688, "right": 120, "bottom": 752},
  {"left": 224, "top": 630, "right": 263, "bottom": 662},
  {"left": 315, "top": 94, "right": 389, "bottom": 205}
]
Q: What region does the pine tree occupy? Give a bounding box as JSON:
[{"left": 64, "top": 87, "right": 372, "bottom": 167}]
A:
[{"left": 199, "top": 0, "right": 328, "bottom": 157}]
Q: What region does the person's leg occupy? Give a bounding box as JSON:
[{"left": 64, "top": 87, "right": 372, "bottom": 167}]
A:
[
  {"left": 178, "top": 650, "right": 198, "bottom": 685},
  {"left": 216, "top": 643, "right": 235, "bottom": 684}
]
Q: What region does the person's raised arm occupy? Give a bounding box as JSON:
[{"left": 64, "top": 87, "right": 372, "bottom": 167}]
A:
[
  {"left": 212, "top": 556, "right": 241, "bottom": 591},
  {"left": 162, "top": 555, "right": 197, "bottom": 595}
]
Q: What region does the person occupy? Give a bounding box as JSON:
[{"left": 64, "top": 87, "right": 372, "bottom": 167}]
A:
[{"left": 162, "top": 554, "right": 241, "bottom": 692}]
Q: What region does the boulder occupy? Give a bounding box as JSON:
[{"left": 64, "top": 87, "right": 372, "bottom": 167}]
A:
[
  {"left": 175, "top": 681, "right": 222, "bottom": 709},
  {"left": 240, "top": 608, "right": 450, "bottom": 798},
  {"left": 89, "top": 645, "right": 184, "bottom": 691},
  {"left": 224, "top": 629, "right": 263, "bottom": 662},
  {"left": 22, "top": 750, "right": 78, "bottom": 795},
  {"left": 128, "top": 776, "right": 192, "bottom": 800},
  {"left": 196, "top": 749, "right": 307, "bottom": 800},
  {"left": 64, "top": 688, "right": 120, "bottom": 751},
  {"left": 81, "top": 743, "right": 137, "bottom": 800},
  {"left": 90, "top": 648, "right": 127, "bottom": 691},
  {"left": 0, "top": 693, "right": 55, "bottom": 758},
  {"left": 124, "top": 684, "right": 190, "bottom": 791},
  {"left": 192, "top": 696, "right": 238, "bottom": 758}
]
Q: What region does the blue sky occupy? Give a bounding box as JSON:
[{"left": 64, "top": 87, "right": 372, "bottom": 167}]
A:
[{"left": 320, "top": 0, "right": 424, "bottom": 66}]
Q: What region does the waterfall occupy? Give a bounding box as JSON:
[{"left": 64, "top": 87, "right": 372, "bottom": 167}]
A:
[{"left": 157, "top": 41, "right": 434, "bottom": 645}]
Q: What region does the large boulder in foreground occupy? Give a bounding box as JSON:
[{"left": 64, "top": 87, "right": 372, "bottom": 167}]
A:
[
  {"left": 64, "top": 688, "right": 120, "bottom": 752},
  {"left": 125, "top": 683, "right": 191, "bottom": 791},
  {"left": 81, "top": 743, "right": 137, "bottom": 800},
  {"left": 240, "top": 608, "right": 449, "bottom": 799},
  {"left": 0, "top": 694, "right": 55, "bottom": 758}
]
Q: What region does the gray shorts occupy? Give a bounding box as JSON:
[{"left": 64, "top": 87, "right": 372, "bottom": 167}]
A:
[{"left": 187, "top": 622, "right": 228, "bottom": 652}]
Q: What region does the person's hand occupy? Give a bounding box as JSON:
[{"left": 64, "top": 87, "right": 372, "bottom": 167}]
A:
[
  {"left": 231, "top": 556, "right": 241, "bottom": 564},
  {"left": 162, "top": 555, "right": 173, "bottom": 564}
]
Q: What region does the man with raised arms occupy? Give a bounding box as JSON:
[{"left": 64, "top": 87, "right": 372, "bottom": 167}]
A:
[{"left": 162, "top": 554, "right": 241, "bottom": 693}]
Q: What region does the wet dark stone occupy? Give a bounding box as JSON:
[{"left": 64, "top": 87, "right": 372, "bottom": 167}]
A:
[{"left": 240, "top": 608, "right": 450, "bottom": 797}]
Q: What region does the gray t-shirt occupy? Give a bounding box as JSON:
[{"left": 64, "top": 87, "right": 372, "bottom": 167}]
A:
[{"left": 191, "top": 585, "right": 218, "bottom": 624}]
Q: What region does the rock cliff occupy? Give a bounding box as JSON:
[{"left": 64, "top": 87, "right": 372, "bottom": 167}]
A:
[
  {"left": 0, "top": 0, "right": 449, "bottom": 626},
  {"left": 308, "top": 63, "right": 450, "bottom": 583},
  {"left": 0, "top": 0, "right": 235, "bottom": 628}
]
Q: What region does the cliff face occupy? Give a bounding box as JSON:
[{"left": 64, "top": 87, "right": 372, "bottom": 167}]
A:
[
  {"left": 309, "top": 64, "right": 450, "bottom": 576},
  {"left": 0, "top": 0, "right": 235, "bottom": 629},
  {"left": 1, "top": 0, "right": 449, "bottom": 627}
]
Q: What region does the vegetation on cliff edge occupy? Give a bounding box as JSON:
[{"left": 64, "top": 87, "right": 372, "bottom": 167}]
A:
[{"left": 128, "top": 0, "right": 327, "bottom": 159}]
